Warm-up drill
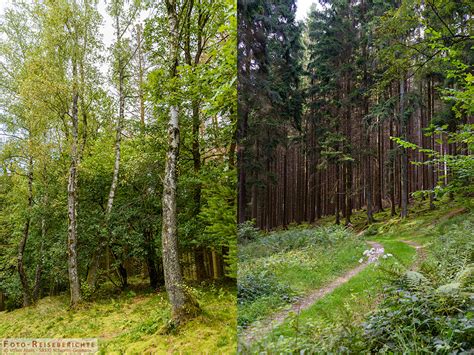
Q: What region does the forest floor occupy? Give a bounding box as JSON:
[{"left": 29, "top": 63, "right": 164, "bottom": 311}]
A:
[
  {"left": 239, "top": 199, "right": 471, "bottom": 352},
  {"left": 240, "top": 241, "right": 384, "bottom": 345},
  {"left": 0, "top": 282, "right": 236, "bottom": 354}
]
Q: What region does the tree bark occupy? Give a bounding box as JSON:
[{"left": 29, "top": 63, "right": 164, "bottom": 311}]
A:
[
  {"left": 18, "top": 155, "right": 33, "bottom": 307},
  {"left": 389, "top": 113, "right": 396, "bottom": 217},
  {"left": 366, "top": 131, "right": 375, "bottom": 224},
  {"left": 400, "top": 78, "right": 408, "bottom": 218},
  {"left": 137, "top": 23, "right": 145, "bottom": 130},
  {"left": 162, "top": 105, "right": 199, "bottom": 322},
  {"left": 145, "top": 229, "right": 161, "bottom": 289},
  {"left": 67, "top": 66, "right": 81, "bottom": 308},
  {"left": 87, "top": 12, "right": 125, "bottom": 290},
  {"left": 33, "top": 216, "right": 46, "bottom": 301},
  {"left": 237, "top": 105, "right": 248, "bottom": 224},
  {"left": 162, "top": 0, "right": 200, "bottom": 323}
]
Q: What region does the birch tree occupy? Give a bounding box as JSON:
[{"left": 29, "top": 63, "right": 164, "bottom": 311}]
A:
[{"left": 160, "top": 0, "right": 200, "bottom": 323}]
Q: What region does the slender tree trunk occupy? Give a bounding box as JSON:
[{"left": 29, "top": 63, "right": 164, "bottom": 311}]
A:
[
  {"left": 162, "top": 105, "right": 199, "bottom": 322},
  {"left": 345, "top": 83, "right": 352, "bottom": 226},
  {"left": 366, "top": 132, "right": 374, "bottom": 224},
  {"left": 162, "top": 1, "right": 200, "bottom": 323},
  {"left": 400, "top": 78, "right": 408, "bottom": 218},
  {"left": 18, "top": 155, "right": 33, "bottom": 307},
  {"left": 145, "top": 230, "right": 161, "bottom": 289},
  {"left": 335, "top": 164, "right": 341, "bottom": 225},
  {"left": 137, "top": 24, "right": 145, "bottom": 130},
  {"left": 33, "top": 216, "right": 46, "bottom": 301},
  {"left": 389, "top": 114, "right": 396, "bottom": 217},
  {"left": 87, "top": 13, "right": 125, "bottom": 290},
  {"left": 67, "top": 68, "right": 81, "bottom": 308},
  {"left": 376, "top": 123, "right": 384, "bottom": 211},
  {"left": 0, "top": 292, "right": 5, "bottom": 311},
  {"left": 192, "top": 100, "right": 201, "bottom": 215},
  {"left": 428, "top": 77, "right": 435, "bottom": 209},
  {"left": 105, "top": 72, "right": 123, "bottom": 213},
  {"left": 237, "top": 106, "right": 248, "bottom": 224}
]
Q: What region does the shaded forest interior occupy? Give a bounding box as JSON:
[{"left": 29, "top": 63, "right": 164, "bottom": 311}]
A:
[{"left": 238, "top": 0, "right": 473, "bottom": 230}]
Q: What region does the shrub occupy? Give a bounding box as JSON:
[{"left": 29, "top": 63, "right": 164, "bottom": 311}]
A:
[
  {"left": 237, "top": 220, "right": 260, "bottom": 244},
  {"left": 237, "top": 269, "right": 294, "bottom": 305}
]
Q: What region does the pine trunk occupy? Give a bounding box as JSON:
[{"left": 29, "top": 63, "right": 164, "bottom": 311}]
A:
[{"left": 400, "top": 78, "right": 408, "bottom": 218}]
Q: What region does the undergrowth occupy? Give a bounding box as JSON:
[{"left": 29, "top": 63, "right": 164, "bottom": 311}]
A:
[
  {"left": 247, "top": 205, "right": 473, "bottom": 354},
  {"left": 238, "top": 225, "right": 366, "bottom": 328}
]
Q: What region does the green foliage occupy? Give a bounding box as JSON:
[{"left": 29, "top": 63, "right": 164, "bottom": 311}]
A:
[
  {"left": 199, "top": 168, "right": 237, "bottom": 278},
  {"left": 239, "top": 225, "right": 353, "bottom": 261},
  {"left": 392, "top": 124, "right": 474, "bottom": 196},
  {"left": 237, "top": 220, "right": 260, "bottom": 244},
  {"left": 313, "top": 212, "right": 474, "bottom": 353},
  {"left": 238, "top": 269, "right": 294, "bottom": 306},
  {"left": 0, "top": 0, "right": 237, "bottom": 314}
]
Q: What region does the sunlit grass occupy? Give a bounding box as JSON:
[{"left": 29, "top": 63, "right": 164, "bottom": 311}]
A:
[{"left": 0, "top": 283, "right": 236, "bottom": 354}]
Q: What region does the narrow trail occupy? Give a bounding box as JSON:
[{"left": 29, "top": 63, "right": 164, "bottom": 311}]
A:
[
  {"left": 400, "top": 239, "right": 425, "bottom": 269},
  {"left": 240, "top": 209, "right": 459, "bottom": 349},
  {"left": 239, "top": 241, "right": 384, "bottom": 347}
]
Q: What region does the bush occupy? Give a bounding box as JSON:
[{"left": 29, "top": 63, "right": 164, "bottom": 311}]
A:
[
  {"left": 237, "top": 269, "right": 294, "bottom": 305},
  {"left": 237, "top": 220, "right": 260, "bottom": 244}
]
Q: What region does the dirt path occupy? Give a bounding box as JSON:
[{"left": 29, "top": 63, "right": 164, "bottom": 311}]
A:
[
  {"left": 239, "top": 241, "right": 384, "bottom": 347},
  {"left": 400, "top": 239, "right": 426, "bottom": 270},
  {"left": 430, "top": 207, "right": 467, "bottom": 226}
]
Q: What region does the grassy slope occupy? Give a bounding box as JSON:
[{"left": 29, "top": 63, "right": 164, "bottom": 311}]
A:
[
  {"left": 253, "top": 199, "right": 470, "bottom": 349},
  {"left": 0, "top": 284, "right": 236, "bottom": 354},
  {"left": 239, "top": 228, "right": 368, "bottom": 327}
]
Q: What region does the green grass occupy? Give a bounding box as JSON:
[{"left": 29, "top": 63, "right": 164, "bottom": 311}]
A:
[
  {"left": 238, "top": 226, "right": 368, "bottom": 327},
  {"left": 0, "top": 283, "right": 236, "bottom": 354},
  {"left": 253, "top": 240, "right": 415, "bottom": 347},
  {"left": 273, "top": 241, "right": 368, "bottom": 293}
]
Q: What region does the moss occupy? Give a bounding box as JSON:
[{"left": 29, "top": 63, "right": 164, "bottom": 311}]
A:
[{"left": 0, "top": 285, "right": 236, "bottom": 354}]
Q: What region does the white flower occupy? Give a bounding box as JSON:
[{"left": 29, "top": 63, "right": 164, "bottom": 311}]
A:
[{"left": 359, "top": 258, "right": 364, "bottom": 263}]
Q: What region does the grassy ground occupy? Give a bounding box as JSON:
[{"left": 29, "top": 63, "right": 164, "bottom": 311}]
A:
[
  {"left": 238, "top": 226, "right": 368, "bottom": 327},
  {"left": 0, "top": 283, "right": 236, "bottom": 354},
  {"left": 253, "top": 240, "right": 415, "bottom": 349},
  {"left": 247, "top": 198, "right": 471, "bottom": 352}
]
